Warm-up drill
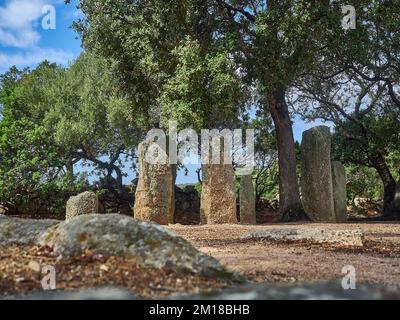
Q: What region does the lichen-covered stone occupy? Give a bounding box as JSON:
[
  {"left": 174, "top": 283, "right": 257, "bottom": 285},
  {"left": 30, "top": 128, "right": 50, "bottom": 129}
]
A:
[
  {"left": 174, "top": 282, "right": 400, "bottom": 300},
  {"left": 241, "top": 228, "right": 364, "bottom": 247},
  {"left": 133, "top": 141, "right": 173, "bottom": 225},
  {"left": 332, "top": 161, "right": 348, "bottom": 222},
  {"left": 0, "top": 216, "right": 59, "bottom": 247},
  {"left": 300, "top": 126, "right": 336, "bottom": 222},
  {"left": 7, "top": 282, "right": 400, "bottom": 300},
  {"left": 66, "top": 191, "right": 100, "bottom": 221},
  {"left": 200, "top": 162, "right": 237, "bottom": 224},
  {"left": 239, "top": 175, "right": 256, "bottom": 224},
  {"left": 40, "top": 214, "right": 234, "bottom": 277}
]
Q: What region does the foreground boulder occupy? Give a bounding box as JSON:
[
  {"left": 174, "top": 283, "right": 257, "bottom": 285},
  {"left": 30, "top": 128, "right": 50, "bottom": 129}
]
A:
[
  {"left": 175, "top": 282, "right": 400, "bottom": 300},
  {"left": 0, "top": 215, "right": 59, "bottom": 247},
  {"left": 133, "top": 141, "right": 174, "bottom": 225},
  {"left": 0, "top": 215, "right": 237, "bottom": 278},
  {"left": 66, "top": 191, "right": 100, "bottom": 221},
  {"left": 300, "top": 126, "right": 336, "bottom": 222},
  {"left": 8, "top": 282, "right": 400, "bottom": 300},
  {"left": 40, "top": 214, "right": 233, "bottom": 277}
]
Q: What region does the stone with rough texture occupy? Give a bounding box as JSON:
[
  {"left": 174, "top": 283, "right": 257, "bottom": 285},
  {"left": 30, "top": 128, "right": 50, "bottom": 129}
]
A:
[
  {"left": 0, "top": 214, "right": 236, "bottom": 278},
  {"left": 40, "top": 214, "right": 234, "bottom": 277},
  {"left": 300, "top": 126, "right": 336, "bottom": 222},
  {"left": 133, "top": 141, "right": 173, "bottom": 225},
  {"left": 200, "top": 162, "right": 237, "bottom": 224},
  {"left": 66, "top": 191, "right": 99, "bottom": 221},
  {"left": 4, "top": 288, "right": 138, "bottom": 300},
  {"left": 395, "top": 184, "right": 400, "bottom": 211},
  {"left": 241, "top": 227, "right": 364, "bottom": 247},
  {"left": 174, "top": 282, "right": 400, "bottom": 300},
  {"left": 5, "top": 282, "right": 400, "bottom": 300},
  {"left": 0, "top": 216, "right": 59, "bottom": 247},
  {"left": 332, "top": 161, "right": 347, "bottom": 222},
  {"left": 239, "top": 175, "right": 256, "bottom": 224}
]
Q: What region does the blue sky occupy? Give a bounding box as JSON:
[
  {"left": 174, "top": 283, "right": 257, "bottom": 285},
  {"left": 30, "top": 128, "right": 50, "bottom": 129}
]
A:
[
  {"left": 0, "top": 0, "right": 81, "bottom": 74},
  {"left": 0, "top": 0, "right": 329, "bottom": 184}
]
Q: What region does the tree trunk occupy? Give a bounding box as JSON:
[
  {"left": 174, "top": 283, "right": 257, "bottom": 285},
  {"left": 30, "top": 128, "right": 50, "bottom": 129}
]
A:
[
  {"left": 372, "top": 154, "right": 399, "bottom": 218},
  {"left": 66, "top": 159, "right": 74, "bottom": 180},
  {"left": 267, "top": 89, "right": 307, "bottom": 221}
]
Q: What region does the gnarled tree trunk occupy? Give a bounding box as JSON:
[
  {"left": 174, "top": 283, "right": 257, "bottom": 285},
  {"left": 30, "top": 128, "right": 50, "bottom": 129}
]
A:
[
  {"left": 372, "top": 154, "right": 399, "bottom": 218},
  {"left": 267, "top": 88, "right": 307, "bottom": 221}
]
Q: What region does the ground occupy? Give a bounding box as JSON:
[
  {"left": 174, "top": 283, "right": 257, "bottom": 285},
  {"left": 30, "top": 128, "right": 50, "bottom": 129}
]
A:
[
  {"left": 0, "top": 221, "right": 399, "bottom": 298},
  {"left": 169, "top": 222, "right": 400, "bottom": 286},
  {"left": 0, "top": 246, "right": 235, "bottom": 298}
]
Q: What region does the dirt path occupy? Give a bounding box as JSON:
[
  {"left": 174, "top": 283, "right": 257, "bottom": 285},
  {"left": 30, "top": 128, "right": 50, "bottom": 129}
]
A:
[{"left": 168, "top": 222, "right": 400, "bottom": 287}]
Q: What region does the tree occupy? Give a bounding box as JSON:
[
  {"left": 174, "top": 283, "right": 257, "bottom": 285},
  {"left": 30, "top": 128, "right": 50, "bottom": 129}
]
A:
[
  {"left": 0, "top": 62, "right": 87, "bottom": 214},
  {"left": 292, "top": 69, "right": 400, "bottom": 217},
  {"left": 290, "top": 0, "right": 400, "bottom": 218},
  {"left": 0, "top": 54, "right": 144, "bottom": 214},
  {"left": 42, "top": 53, "right": 142, "bottom": 193},
  {"left": 70, "top": 0, "right": 346, "bottom": 220},
  {"left": 247, "top": 115, "right": 278, "bottom": 207}
]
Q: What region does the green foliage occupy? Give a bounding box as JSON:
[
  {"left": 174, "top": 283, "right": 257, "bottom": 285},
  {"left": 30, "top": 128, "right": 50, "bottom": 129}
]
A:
[
  {"left": 248, "top": 114, "right": 279, "bottom": 204},
  {"left": 331, "top": 111, "right": 400, "bottom": 169},
  {"left": 0, "top": 53, "right": 144, "bottom": 215},
  {"left": 345, "top": 164, "right": 383, "bottom": 203},
  {"left": 0, "top": 62, "right": 88, "bottom": 213},
  {"left": 160, "top": 38, "right": 247, "bottom": 130}
]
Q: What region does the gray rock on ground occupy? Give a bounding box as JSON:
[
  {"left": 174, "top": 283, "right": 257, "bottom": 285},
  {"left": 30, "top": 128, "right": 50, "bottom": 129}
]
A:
[
  {"left": 66, "top": 191, "right": 100, "bottom": 221},
  {"left": 39, "top": 214, "right": 235, "bottom": 277},
  {"left": 10, "top": 282, "right": 399, "bottom": 300},
  {"left": 173, "top": 282, "right": 400, "bottom": 300},
  {"left": 332, "top": 161, "right": 348, "bottom": 222},
  {"left": 0, "top": 215, "right": 59, "bottom": 248},
  {"left": 241, "top": 227, "right": 364, "bottom": 247},
  {"left": 0, "top": 214, "right": 238, "bottom": 278},
  {"left": 300, "top": 126, "right": 336, "bottom": 222},
  {"left": 239, "top": 175, "right": 256, "bottom": 224},
  {"left": 4, "top": 288, "right": 138, "bottom": 300}
]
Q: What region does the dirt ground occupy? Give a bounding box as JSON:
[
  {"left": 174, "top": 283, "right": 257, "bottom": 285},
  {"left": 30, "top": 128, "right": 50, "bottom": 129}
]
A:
[
  {"left": 169, "top": 222, "right": 400, "bottom": 287},
  {"left": 0, "top": 246, "right": 236, "bottom": 297},
  {"left": 1, "top": 221, "right": 399, "bottom": 297}
]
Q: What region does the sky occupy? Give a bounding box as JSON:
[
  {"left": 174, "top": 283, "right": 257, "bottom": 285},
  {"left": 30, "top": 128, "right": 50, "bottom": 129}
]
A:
[
  {"left": 0, "top": 0, "right": 81, "bottom": 74},
  {"left": 0, "top": 0, "right": 330, "bottom": 184}
]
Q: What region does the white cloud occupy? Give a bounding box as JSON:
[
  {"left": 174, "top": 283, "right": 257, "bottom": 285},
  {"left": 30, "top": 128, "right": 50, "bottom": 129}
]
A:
[
  {"left": 0, "top": 0, "right": 47, "bottom": 48},
  {"left": 62, "top": 7, "right": 83, "bottom": 21},
  {"left": 0, "top": 48, "right": 74, "bottom": 72}
]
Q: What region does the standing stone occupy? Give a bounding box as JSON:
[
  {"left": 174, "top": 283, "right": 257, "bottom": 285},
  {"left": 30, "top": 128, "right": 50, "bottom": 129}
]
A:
[
  {"left": 200, "top": 163, "right": 237, "bottom": 224},
  {"left": 300, "top": 126, "right": 336, "bottom": 222},
  {"left": 239, "top": 175, "right": 256, "bottom": 224},
  {"left": 133, "top": 141, "right": 173, "bottom": 225},
  {"left": 169, "top": 164, "right": 177, "bottom": 224},
  {"left": 394, "top": 184, "right": 400, "bottom": 211},
  {"left": 332, "top": 161, "right": 348, "bottom": 222},
  {"left": 66, "top": 191, "right": 99, "bottom": 221}
]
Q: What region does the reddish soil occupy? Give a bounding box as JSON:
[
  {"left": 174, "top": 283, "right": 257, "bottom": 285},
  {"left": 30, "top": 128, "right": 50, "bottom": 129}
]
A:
[{"left": 169, "top": 222, "right": 400, "bottom": 286}]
